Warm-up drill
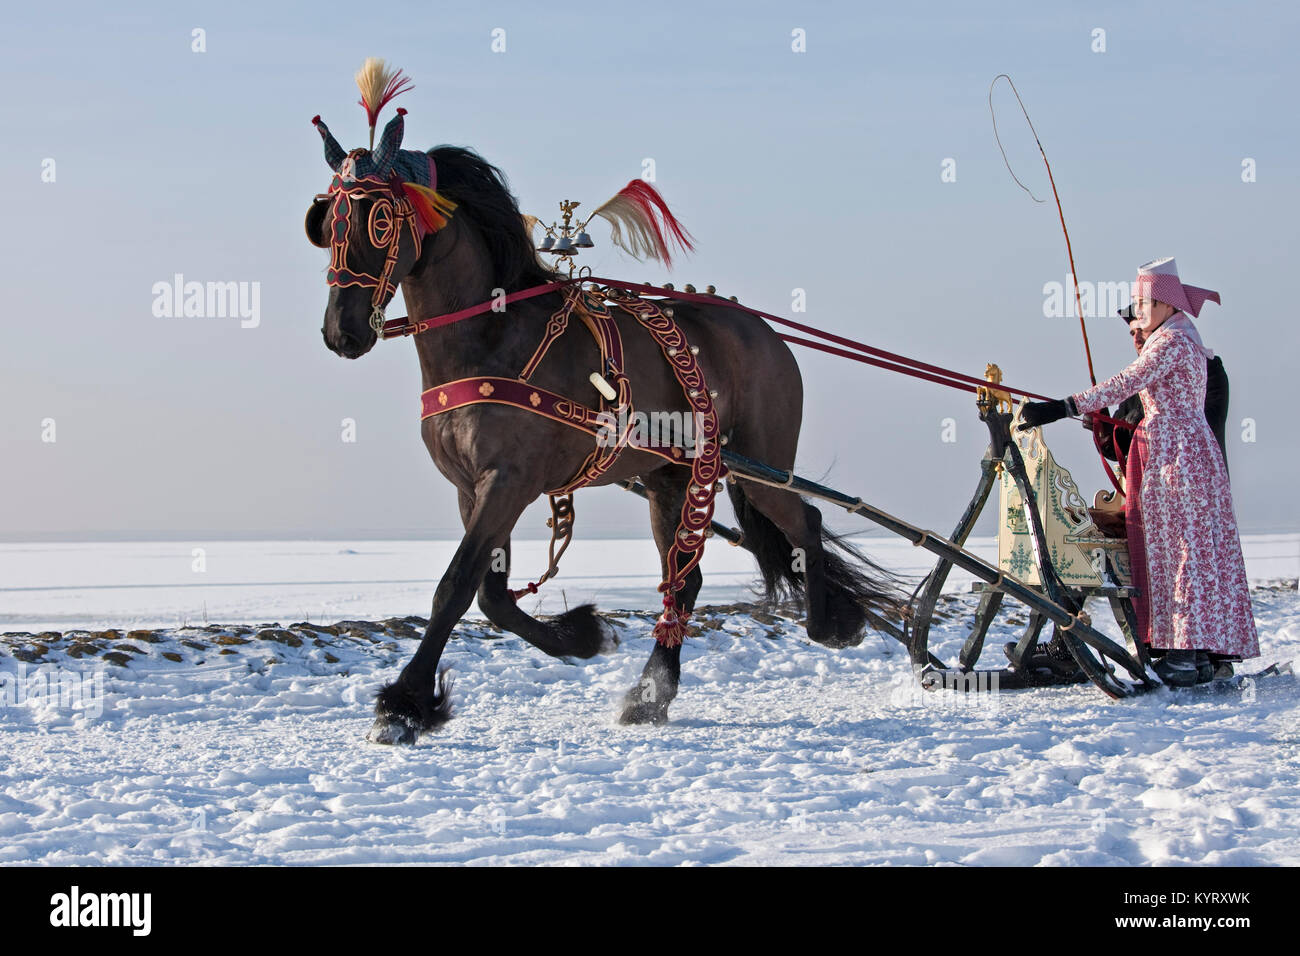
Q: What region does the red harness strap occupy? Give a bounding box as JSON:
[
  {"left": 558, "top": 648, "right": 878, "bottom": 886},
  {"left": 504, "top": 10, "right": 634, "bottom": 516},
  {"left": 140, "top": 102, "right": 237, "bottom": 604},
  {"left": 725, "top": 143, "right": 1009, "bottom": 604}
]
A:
[
  {"left": 543, "top": 291, "right": 635, "bottom": 496},
  {"left": 420, "top": 287, "right": 695, "bottom": 472},
  {"left": 422, "top": 376, "right": 608, "bottom": 434},
  {"left": 422, "top": 376, "right": 694, "bottom": 468},
  {"left": 603, "top": 288, "right": 726, "bottom": 645},
  {"left": 421, "top": 286, "right": 638, "bottom": 602},
  {"left": 324, "top": 173, "right": 435, "bottom": 334},
  {"left": 380, "top": 282, "right": 568, "bottom": 339}
]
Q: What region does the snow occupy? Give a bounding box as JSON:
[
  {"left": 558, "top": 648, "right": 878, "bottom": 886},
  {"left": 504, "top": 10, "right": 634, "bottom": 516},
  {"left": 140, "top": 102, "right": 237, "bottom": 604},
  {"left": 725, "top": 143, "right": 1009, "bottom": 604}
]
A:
[{"left": 1, "top": 539, "right": 1298, "bottom": 865}]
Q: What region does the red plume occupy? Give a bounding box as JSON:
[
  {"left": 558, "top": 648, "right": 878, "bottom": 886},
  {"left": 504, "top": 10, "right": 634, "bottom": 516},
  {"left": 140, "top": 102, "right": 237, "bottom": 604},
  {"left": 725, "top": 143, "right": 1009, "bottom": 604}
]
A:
[
  {"left": 589, "top": 180, "right": 695, "bottom": 267},
  {"left": 355, "top": 58, "right": 413, "bottom": 147}
]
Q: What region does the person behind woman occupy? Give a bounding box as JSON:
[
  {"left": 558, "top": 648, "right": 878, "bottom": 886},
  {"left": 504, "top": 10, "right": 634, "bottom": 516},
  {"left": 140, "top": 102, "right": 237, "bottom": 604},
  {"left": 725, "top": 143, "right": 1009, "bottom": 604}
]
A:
[{"left": 1020, "top": 258, "right": 1258, "bottom": 686}]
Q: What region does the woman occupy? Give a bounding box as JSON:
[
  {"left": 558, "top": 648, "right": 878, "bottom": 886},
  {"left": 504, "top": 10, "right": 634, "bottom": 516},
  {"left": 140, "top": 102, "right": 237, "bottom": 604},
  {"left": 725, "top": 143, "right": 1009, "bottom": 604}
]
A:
[{"left": 1020, "top": 258, "right": 1258, "bottom": 686}]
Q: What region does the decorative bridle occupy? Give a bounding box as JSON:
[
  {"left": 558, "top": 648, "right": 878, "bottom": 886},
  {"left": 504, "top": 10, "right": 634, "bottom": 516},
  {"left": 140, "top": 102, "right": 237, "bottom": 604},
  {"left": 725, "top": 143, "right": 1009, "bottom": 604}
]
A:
[
  {"left": 319, "top": 168, "right": 428, "bottom": 334},
  {"left": 311, "top": 59, "right": 457, "bottom": 334}
]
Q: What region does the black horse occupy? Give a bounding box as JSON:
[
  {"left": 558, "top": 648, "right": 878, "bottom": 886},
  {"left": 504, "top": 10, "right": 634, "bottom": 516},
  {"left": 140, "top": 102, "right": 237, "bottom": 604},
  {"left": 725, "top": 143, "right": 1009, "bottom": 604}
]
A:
[{"left": 306, "top": 138, "right": 903, "bottom": 744}]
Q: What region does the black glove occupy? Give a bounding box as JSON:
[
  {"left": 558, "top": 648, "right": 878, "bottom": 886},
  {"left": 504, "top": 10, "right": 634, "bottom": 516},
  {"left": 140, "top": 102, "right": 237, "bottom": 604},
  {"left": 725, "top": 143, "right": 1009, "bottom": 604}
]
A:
[{"left": 1018, "top": 398, "right": 1071, "bottom": 430}]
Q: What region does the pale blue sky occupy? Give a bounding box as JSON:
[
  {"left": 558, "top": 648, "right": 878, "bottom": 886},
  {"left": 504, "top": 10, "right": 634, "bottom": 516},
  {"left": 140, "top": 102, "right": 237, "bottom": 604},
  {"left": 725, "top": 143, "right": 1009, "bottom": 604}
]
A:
[{"left": 2, "top": 0, "right": 1296, "bottom": 539}]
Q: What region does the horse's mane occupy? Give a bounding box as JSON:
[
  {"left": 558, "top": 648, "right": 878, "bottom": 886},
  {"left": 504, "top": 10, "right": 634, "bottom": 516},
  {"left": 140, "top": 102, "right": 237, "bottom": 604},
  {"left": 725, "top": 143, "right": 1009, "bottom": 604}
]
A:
[{"left": 426, "top": 146, "right": 557, "bottom": 290}]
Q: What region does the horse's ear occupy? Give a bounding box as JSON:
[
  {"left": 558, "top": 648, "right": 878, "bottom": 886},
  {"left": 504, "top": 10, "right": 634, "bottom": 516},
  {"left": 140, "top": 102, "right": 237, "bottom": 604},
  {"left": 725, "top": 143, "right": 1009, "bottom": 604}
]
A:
[{"left": 305, "top": 197, "right": 330, "bottom": 248}]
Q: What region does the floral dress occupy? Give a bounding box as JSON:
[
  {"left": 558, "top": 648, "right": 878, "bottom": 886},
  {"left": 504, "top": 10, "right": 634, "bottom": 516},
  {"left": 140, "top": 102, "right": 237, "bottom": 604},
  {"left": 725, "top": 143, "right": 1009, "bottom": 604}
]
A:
[{"left": 1071, "top": 322, "right": 1258, "bottom": 658}]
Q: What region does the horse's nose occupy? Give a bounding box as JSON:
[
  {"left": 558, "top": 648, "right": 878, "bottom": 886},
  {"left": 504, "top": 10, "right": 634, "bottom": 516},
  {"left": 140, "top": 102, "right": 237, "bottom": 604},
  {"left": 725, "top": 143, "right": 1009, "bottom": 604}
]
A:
[
  {"left": 323, "top": 325, "right": 349, "bottom": 355},
  {"left": 324, "top": 325, "right": 371, "bottom": 359}
]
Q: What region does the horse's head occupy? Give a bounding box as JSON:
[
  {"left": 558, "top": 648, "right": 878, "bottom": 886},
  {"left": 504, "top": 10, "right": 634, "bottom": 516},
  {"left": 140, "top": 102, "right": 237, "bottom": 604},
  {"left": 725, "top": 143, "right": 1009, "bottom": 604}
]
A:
[
  {"left": 306, "top": 108, "right": 456, "bottom": 359},
  {"left": 307, "top": 58, "right": 693, "bottom": 363}
]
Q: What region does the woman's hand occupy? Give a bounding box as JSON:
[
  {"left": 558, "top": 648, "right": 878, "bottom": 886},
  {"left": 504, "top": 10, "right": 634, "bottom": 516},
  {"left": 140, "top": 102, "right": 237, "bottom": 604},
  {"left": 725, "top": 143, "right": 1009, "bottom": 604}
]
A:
[{"left": 1018, "top": 399, "right": 1072, "bottom": 430}]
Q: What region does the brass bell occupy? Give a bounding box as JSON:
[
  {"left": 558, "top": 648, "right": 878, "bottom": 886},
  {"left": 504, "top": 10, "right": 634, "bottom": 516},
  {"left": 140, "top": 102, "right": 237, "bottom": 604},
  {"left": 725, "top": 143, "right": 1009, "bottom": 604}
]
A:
[{"left": 573, "top": 232, "right": 594, "bottom": 248}]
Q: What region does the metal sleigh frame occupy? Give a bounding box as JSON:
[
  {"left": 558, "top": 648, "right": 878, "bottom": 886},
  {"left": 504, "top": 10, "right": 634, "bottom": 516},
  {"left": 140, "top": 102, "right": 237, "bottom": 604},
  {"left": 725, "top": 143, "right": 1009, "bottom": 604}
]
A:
[{"left": 899, "top": 388, "right": 1154, "bottom": 699}]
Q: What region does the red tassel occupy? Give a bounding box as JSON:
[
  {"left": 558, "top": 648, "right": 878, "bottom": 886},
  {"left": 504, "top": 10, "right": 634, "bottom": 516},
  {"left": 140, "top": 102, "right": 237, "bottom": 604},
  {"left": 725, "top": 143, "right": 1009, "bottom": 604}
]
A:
[
  {"left": 401, "top": 182, "right": 455, "bottom": 234},
  {"left": 592, "top": 180, "right": 696, "bottom": 267},
  {"left": 620, "top": 181, "right": 693, "bottom": 266},
  {"left": 618, "top": 180, "right": 694, "bottom": 255},
  {"left": 652, "top": 602, "right": 691, "bottom": 647}
]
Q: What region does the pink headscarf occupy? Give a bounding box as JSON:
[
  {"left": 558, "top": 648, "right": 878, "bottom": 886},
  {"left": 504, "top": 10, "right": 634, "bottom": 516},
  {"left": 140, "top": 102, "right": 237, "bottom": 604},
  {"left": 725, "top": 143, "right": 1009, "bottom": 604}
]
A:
[
  {"left": 1132, "top": 258, "right": 1217, "bottom": 359},
  {"left": 1133, "top": 257, "right": 1221, "bottom": 323}
]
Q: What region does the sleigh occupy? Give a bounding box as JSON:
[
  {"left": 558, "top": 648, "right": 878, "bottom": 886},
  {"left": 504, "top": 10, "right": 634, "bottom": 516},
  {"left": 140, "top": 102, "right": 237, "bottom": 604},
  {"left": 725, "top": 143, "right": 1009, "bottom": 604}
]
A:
[
  {"left": 904, "top": 367, "right": 1150, "bottom": 695},
  {"left": 705, "top": 365, "right": 1153, "bottom": 700}
]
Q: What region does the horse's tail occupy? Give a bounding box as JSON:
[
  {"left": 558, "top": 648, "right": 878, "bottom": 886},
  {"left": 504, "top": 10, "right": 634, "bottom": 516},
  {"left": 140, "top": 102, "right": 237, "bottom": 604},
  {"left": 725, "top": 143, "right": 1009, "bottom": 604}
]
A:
[
  {"left": 726, "top": 481, "right": 908, "bottom": 630},
  {"left": 818, "top": 528, "right": 911, "bottom": 625},
  {"left": 727, "top": 481, "right": 802, "bottom": 604}
]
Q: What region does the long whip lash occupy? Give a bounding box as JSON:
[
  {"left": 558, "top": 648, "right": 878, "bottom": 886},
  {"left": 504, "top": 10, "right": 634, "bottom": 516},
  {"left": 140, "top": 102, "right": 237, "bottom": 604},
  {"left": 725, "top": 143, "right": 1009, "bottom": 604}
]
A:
[{"left": 989, "top": 74, "right": 1097, "bottom": 386}]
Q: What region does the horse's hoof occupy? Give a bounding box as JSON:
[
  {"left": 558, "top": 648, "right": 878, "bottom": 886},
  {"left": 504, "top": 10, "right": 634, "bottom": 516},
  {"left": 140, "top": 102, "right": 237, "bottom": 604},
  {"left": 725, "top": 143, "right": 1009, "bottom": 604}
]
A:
[
  {"left": 810, "top": 635, "right": 864, "bottom": 650},
  {"left": 367, "top": 717, "right": 418, "bottom": 745},
  {"left": 807, "top": 626, "right": 865, "bottom": 650},
  {"left": 618, "top": 696, "right": 670, "bottom": 726},
  {"left": 369, "top": 672, "right": 454, "bottom": 744}
]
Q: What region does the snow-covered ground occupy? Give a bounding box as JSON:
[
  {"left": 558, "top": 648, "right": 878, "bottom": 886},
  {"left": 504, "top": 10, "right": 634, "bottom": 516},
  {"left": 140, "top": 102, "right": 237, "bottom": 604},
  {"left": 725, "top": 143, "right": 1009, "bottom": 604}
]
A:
[{"left": 1, "top": 538, "right": 1298, "bottom": 866}]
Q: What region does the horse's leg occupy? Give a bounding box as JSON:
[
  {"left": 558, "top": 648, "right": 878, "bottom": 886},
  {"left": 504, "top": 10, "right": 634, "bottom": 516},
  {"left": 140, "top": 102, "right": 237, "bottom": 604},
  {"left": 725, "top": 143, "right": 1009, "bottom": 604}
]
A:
[
  {"left": 475, "top": 537, "right": 617, "bottom": 658},
  {"left": 618, "top": 469, "right": 703, "bottom": 725},
  {"left": 729, "top": 479, "right": 876, "bottom": 649},
  {"left": 368, "top": 474, "right": 536, "bottom": 745},
  {"left": 450, "top": 487, "right": 613, "bottom": 658}
]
